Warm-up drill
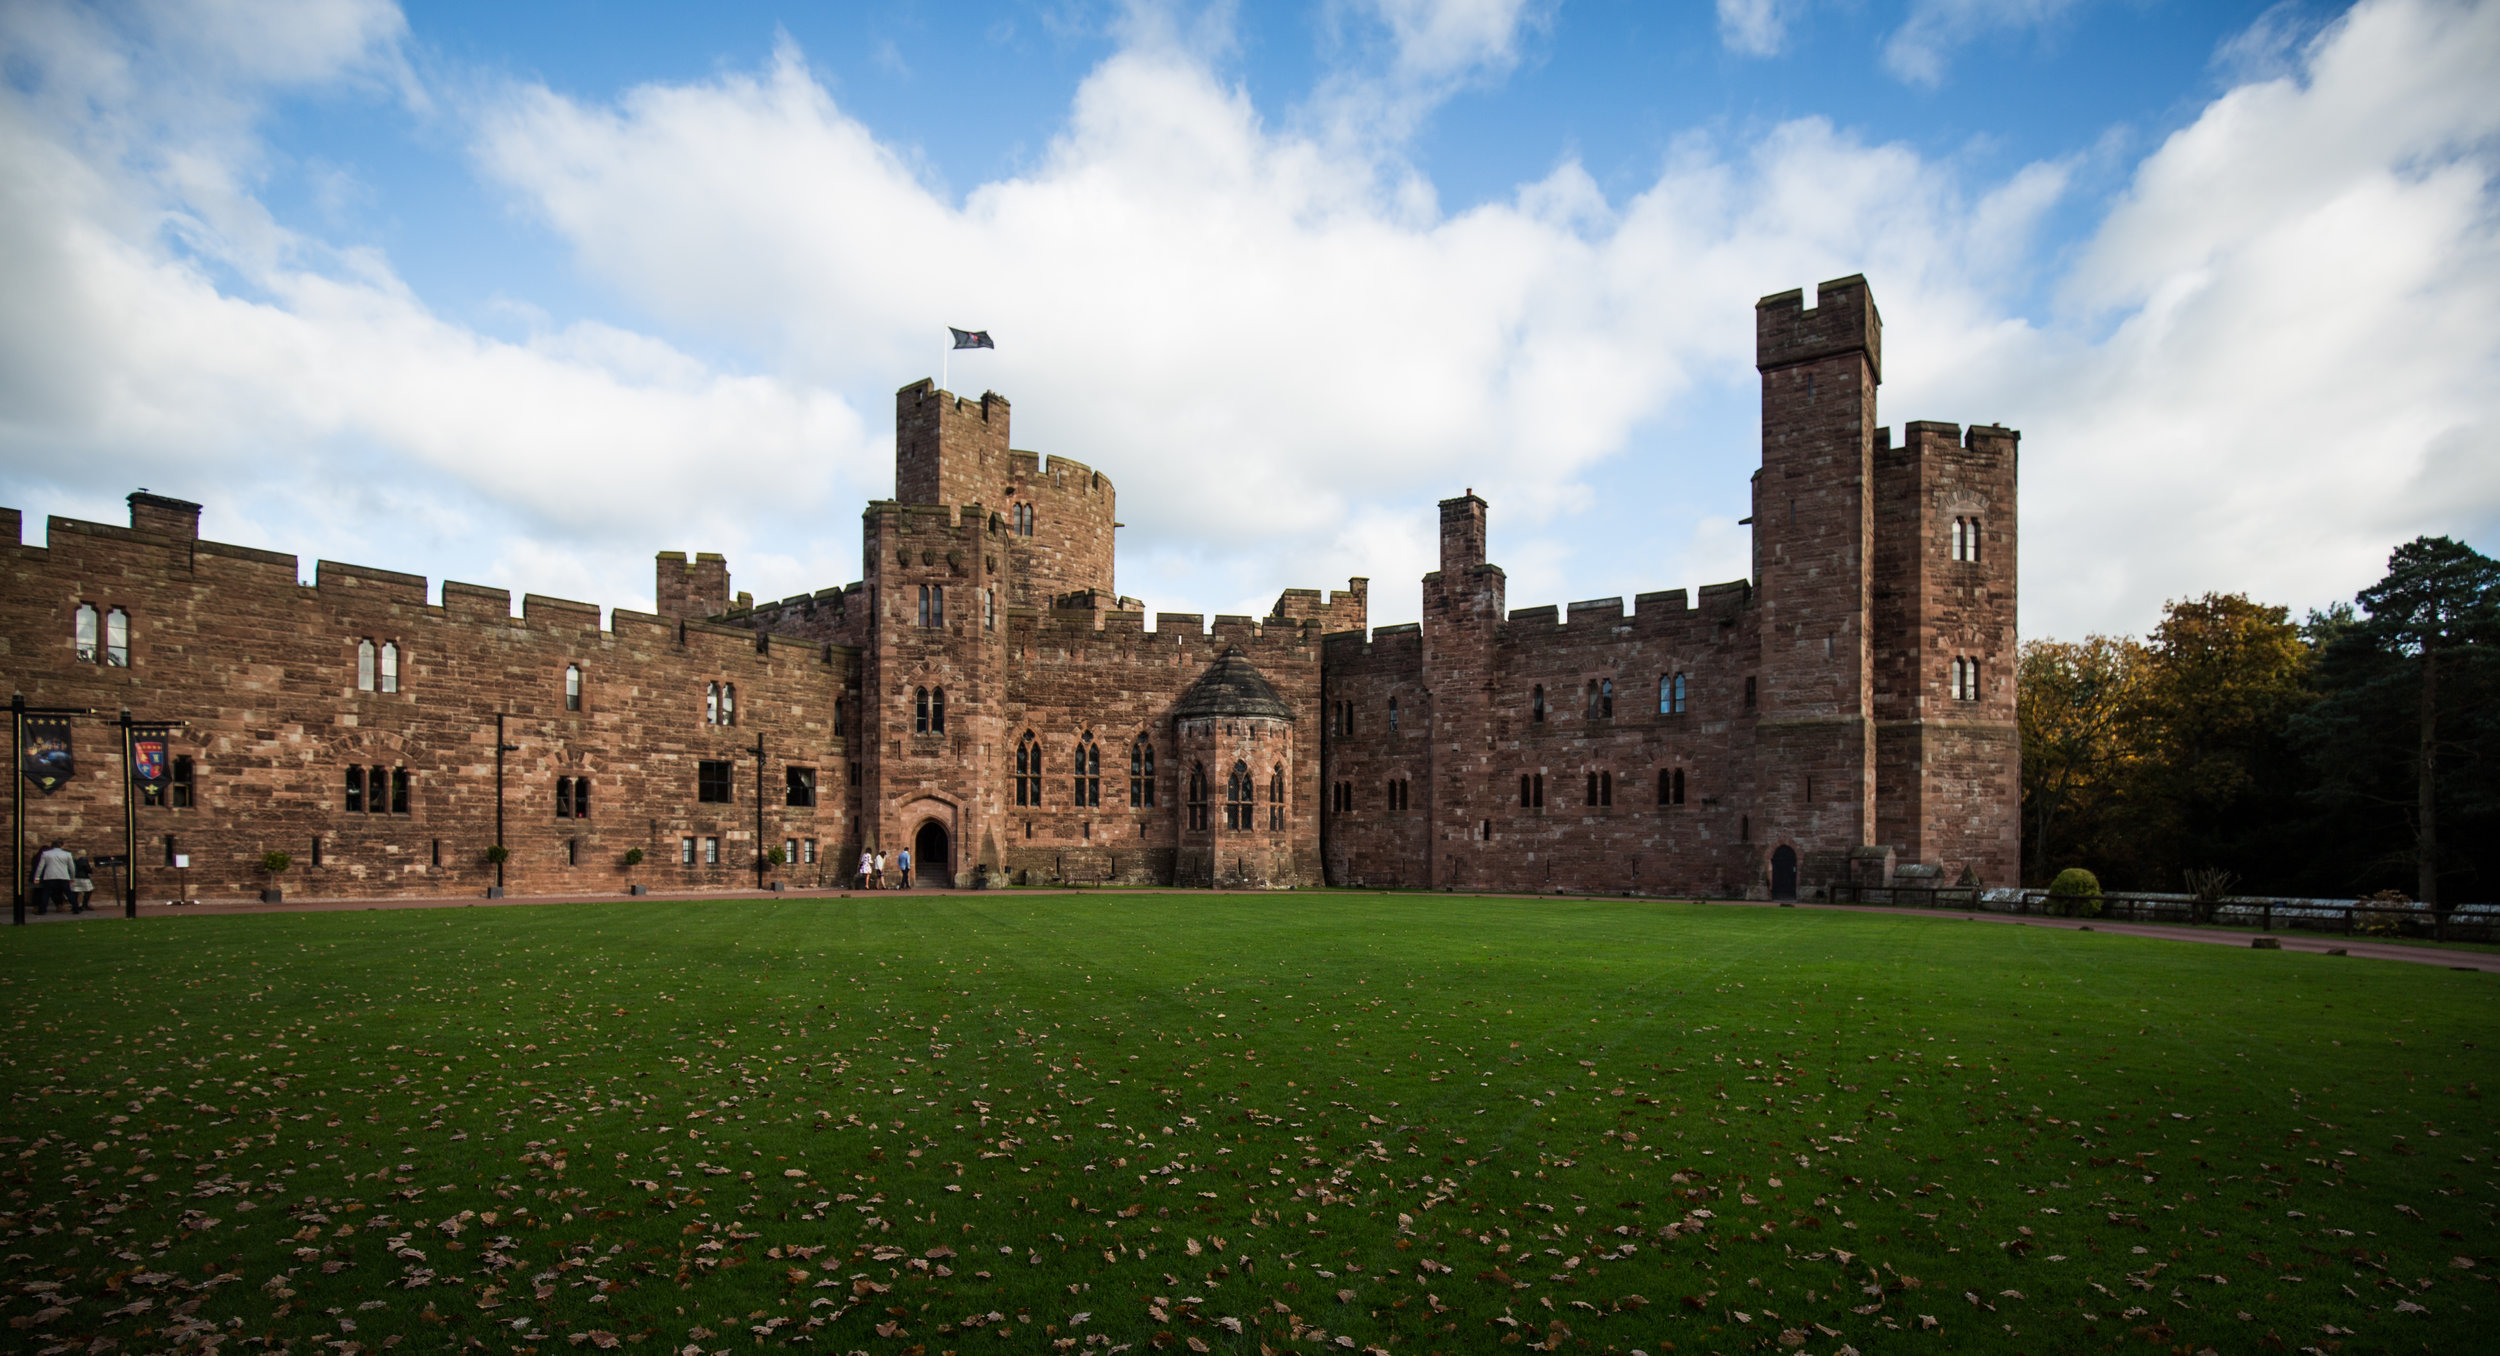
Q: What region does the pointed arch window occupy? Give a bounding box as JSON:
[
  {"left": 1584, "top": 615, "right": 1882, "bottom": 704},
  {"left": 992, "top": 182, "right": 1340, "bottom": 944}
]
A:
[
  {"left": 915, "top": 686, "right": 931, "bottom": 733},
  {"left": 1014, "top": 503, "right": 1036, "bottom": 536},
  {"left": 74, "top": 603, "right": 100, "bottom": 663},
  {"left": 1014, "top": 732, "right": 1041, "bottom": 806},
  {"left": 1661, "top": 671, "right": 1687, "bottom": 715},
  {"left": 1225, "top": 760, "right": 1255, "bottom": 830},
  {"left": 1952, "top": 516, "right": 1982, "bottom": 563},
  {"left": 105, "top": 607, "right": 130, "bottom": 666},
  {"left": 931, "top": 685, "right": 945, "bottom": 733},
  {"left": 1269, "top": 765, "right": 1286, "bottom": 830},
  {"left": 722, "top": 682, "right": 737, "bottom": 725},
  {"left": 706, "top": 681, "right": 720, "bottom": 725},
  {"left": 1658, "top": 767, "right": 1686, "bottom": 806},
  {"left": 1187, "top": 764, "right": 1210, "bottom": 831},
  {"left": 1951, "top": 656, "right": 1982, "bottom": 702},
  {"left": 1129, "top": 735, "right": 1156, "bottom": 807},
  {"left": 357, "top": 639, "right": 376, "bottom": 692},
  {"left": 1074, "top": 732, "right": 1101, "bottom": 807},
  {"left": 563, "top": 663, "right": 581, "bottom": 711}
]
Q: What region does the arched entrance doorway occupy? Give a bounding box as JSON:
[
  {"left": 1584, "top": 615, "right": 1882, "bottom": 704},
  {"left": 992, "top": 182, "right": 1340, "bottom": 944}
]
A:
[
  {"left": 1770, "top": 845, "right": 1799, "bottom": 900},
  {"left": 913, "top": 820, "right": 952, "bottom": 889}
]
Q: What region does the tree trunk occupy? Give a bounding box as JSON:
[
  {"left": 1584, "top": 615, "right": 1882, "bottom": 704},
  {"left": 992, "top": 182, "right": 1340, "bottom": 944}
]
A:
[{"left": 2419, "top": 648, "right": 2439, "bottom": 910}]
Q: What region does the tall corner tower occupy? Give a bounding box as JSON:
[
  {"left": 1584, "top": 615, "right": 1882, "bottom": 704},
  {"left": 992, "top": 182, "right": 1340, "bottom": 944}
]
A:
[{"left": 1751, "top": 275, "right": 1883, "bottom": 884}]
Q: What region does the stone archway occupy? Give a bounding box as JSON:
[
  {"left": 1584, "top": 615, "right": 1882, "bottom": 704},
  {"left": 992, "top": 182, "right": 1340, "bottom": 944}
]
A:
[
  {"left": 1770, "top": 844, "right": 1799, "bottom": 901},
  {"left": 913, "top": 820, "right": 953, "bottom": 889}
]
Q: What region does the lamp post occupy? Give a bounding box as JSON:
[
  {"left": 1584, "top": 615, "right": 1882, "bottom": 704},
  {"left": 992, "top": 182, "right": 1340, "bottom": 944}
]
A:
[{"left": 494, "top": 712, "right": 521, "bottom": 895}]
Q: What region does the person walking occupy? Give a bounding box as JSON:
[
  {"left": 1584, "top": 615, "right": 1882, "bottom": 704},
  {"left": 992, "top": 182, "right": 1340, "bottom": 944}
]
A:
[
  {"left": 897, "top": 846, "right": 913, "bottom": 890},
  {"left": 32, "top": 840, "right": 75, "bottom": 916},
  {"left": 873, "top": 850, "right": 887, "bottom": 890},
  {"left": 857, "top": 848, "right": 874, "bottom": 891}
]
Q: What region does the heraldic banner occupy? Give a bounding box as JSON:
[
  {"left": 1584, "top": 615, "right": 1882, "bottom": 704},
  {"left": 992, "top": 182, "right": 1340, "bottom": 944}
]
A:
[
  {"left": 130, "top": 725, "right": 177, "bottom": 798},
  {"left": 21, "top": 715, "right": 73, "bottom": 795}
]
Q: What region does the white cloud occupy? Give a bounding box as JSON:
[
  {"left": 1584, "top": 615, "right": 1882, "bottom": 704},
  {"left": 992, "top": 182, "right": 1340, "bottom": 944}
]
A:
[
  {"left": 2, "top": 0, "right": 2494, "bottom": 648},
  {"left": 1717, "top": 0, "right": 1799, "bottom": 58},
  {"left": 1882, "top": 0, "right": 2086, "bottom": 87},
  {"left": 0, "top": 0, "right": 872, "bottom": 613}
]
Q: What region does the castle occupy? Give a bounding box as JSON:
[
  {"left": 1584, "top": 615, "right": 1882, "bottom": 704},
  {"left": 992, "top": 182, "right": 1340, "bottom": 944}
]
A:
[{"left": 2, "top": 276, "right": 2017, "bottom": 904}]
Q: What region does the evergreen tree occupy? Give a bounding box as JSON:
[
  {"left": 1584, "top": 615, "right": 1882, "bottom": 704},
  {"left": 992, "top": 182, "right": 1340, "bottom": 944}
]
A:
[{"left": 2299, "top": 537, "right": 2500, "bottom": 907}]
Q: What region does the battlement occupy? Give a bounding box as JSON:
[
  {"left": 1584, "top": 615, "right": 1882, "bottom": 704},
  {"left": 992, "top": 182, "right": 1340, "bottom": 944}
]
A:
[
  {"left": 314, "top": 559, "right": 427, "bottom": 606},
  {"left": 1268, "top": 579, "right": 1369, "bottom": 634},
  {"left": 1757, "top": 274, "right": 1882, "bottom": 382},
  {"left": 656, "top": 549, "right": 732, "bottom": 620}
]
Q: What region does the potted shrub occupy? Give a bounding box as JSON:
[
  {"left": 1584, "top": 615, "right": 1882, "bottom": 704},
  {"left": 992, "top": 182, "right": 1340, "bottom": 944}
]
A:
[
  {"left": 622, "top": 846, "right": 646, "bottom": 896},
  {"left": 484, "top": 844, "right": 509, "bottom": 898},
  {"left": 259, "top": 850, "right": 291, "bottom": 904},
  {"left": 763, "top": 844, "right": 786, "bottom": 892},
  {"left": 2046, "top": 867, "right": 2102, "bottom": 919}
]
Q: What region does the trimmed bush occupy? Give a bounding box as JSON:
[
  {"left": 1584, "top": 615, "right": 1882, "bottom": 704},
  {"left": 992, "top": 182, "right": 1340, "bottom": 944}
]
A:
[
  {"left": 260, "top": 850, "right": 292, "bottom": 876},
  {"left": 2047, "top": 867, "right": 2103, "bottom": 918}
]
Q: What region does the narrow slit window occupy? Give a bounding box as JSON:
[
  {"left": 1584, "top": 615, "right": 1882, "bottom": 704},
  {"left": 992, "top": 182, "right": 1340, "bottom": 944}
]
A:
[
  {"left": 74, "top": 603, "right": 99, "bottom": 663},
  {"left": 391, "top": 767, "right": 410, "bottom": 814},
  {"left": 916, "top": 686, "right": 931, "bottom": 733},
  {"left": 1531, "top": 684, "right": 1545, "bottom": 723},
  {"left": 379, "top": 641, "right": 399, "bottom": 693},
  {"left": 931, "top": 686, "right": 946, "bottom": 734},
  {"left": 370, "top": 765, "right": 388, "bottom": 814},
  {"left": 345, "top": 765, "right": 365, "bottom": 814},
  {"left": 1188, "top": 764, "right": 1209, "bottom": 831},
  {"left": 105, "top": 607, "right": 129, "bottom": 666},
  {"left": 1387, "top": 697, "right": 1398, "bottom": 731},
  {"left": 1269, "top": 765, "right": 1285, "bottom": 831},
  {"left": 564, "top": 663, "right": 581, "bottom": 711},
  {"left": 171, "top": 756, "right": 195, "bottom": 809},
  {"left": 357, "top": 639, "right": 376, "bottom": 692}
]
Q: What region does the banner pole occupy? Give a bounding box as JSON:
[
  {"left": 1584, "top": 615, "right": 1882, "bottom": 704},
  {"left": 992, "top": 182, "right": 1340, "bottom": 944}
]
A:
[
  {"left": 11, "top": 696, "right": 22, "bottom": 927},
  {"left": 121, "top": 711, "right": 138, "bottom": 918}
]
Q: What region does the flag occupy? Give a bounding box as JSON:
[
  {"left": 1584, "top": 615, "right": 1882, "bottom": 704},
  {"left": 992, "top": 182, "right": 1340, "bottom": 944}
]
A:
[
  {"left": 21, "top": 715, "right": 73, "bottom": 795},
  {"left": 949, "top": 328, "right": 995, "bottom": 351},
  {"left": 131, "top": 726, "right": 177, "bottom": 795}
]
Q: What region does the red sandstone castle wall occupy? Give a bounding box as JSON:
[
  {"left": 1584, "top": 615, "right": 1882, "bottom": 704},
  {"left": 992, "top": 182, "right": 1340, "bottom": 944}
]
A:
[{"left": 0, "top": 502, "right": 862, "bottom": 903}]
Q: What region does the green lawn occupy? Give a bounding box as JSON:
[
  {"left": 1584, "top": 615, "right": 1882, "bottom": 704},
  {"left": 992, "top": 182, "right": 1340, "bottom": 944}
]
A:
[{"left": 3, "top": 895, "right": 2493, "bottom": 1356}]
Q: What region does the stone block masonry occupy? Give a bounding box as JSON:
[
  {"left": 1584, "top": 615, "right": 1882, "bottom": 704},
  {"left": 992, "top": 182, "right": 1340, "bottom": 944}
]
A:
[
  {"left": 1, "top": 275, "right": 2014, "bottom": 903},
  {"left": 1323, "top": 275, "right": 2018, "bottom": 897}
]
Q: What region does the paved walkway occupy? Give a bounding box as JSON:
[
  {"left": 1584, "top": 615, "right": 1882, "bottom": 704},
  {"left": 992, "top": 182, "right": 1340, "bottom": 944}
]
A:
[{"left": 13, "top": 885, "right": 2495, "bottom": 973}]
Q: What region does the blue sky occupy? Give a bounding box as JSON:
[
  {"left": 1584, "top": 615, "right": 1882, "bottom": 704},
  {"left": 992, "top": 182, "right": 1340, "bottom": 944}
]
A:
[{"left": 5, "top": 0, "right": 2496, "bottom": 640}]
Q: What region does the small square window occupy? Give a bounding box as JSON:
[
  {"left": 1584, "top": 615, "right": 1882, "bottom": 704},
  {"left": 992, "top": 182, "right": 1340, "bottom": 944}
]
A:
[{"left": 698, "top": 759, "right": 733, "bottom": 804}]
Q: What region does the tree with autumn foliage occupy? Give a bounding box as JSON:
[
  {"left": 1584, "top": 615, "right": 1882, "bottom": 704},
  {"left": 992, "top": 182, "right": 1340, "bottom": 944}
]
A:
[{"left": 2018, "top": 635, "right": 2146, "bottom": 885}]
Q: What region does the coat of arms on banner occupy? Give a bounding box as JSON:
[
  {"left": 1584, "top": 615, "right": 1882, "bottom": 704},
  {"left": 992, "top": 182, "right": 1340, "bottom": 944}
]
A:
[{"left": 133, "top": 735, "right": 170, "bottom": 793}]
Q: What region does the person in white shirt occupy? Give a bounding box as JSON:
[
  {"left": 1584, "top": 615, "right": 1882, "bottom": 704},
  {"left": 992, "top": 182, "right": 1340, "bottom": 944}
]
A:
[
  {"left": 873, "top": 851, "right": 887, "bottom": 890},
  {"left": 32, "top": 841, "right": 75, "bottom": 916}
]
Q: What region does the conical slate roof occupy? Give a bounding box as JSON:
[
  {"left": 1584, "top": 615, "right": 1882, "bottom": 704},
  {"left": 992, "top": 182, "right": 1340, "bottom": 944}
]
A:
[{"left": 1172, "top": 645, "right": 1297, "bottom": 721}]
